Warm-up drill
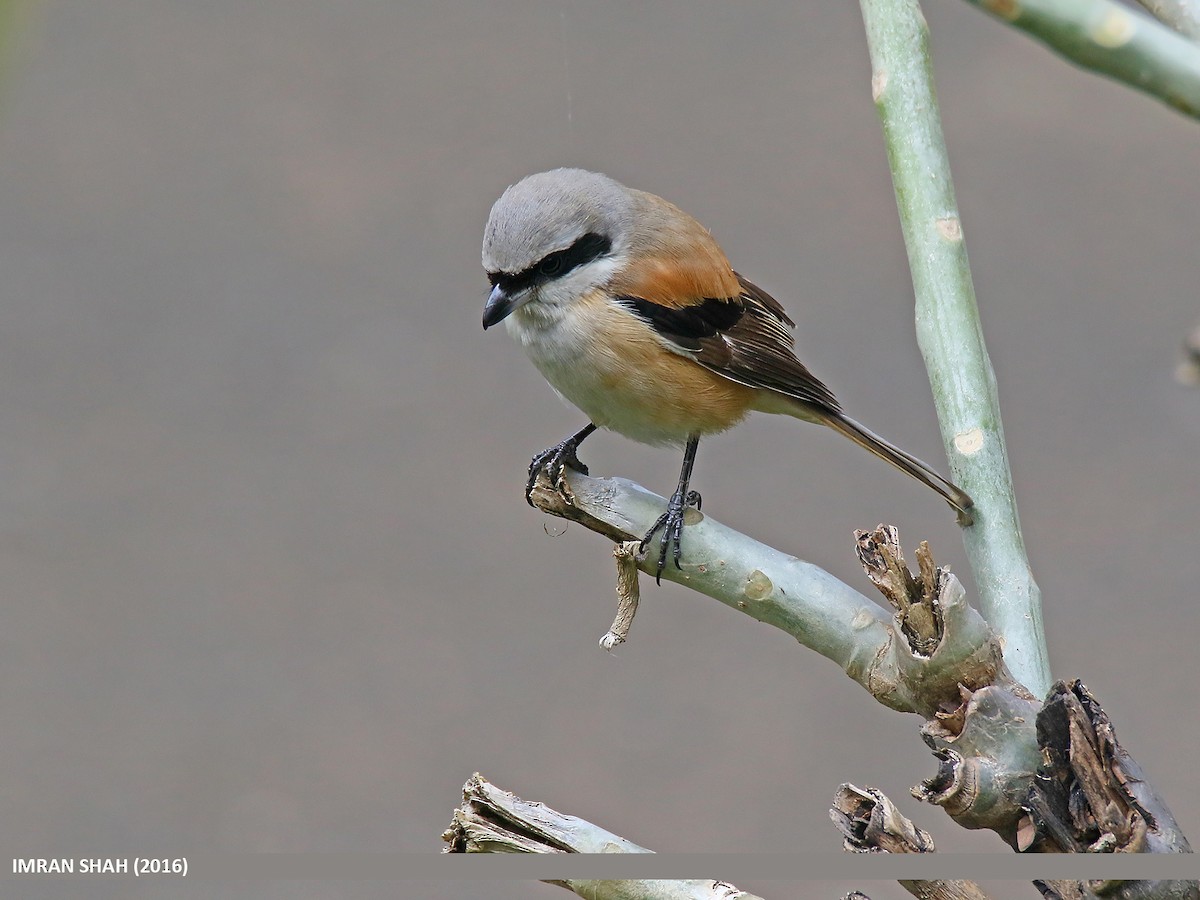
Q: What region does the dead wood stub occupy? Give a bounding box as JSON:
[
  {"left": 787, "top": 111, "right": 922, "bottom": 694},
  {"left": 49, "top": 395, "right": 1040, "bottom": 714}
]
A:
[
  {"left": 855, "top": 525, "right": 944, "bottom": 656},
  {"left": 1019, "top": 681, "right": 1195, "bottom": 896}
]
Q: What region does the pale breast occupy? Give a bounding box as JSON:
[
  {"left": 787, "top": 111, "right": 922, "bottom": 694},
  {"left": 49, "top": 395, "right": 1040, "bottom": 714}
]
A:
[{"left": 506, "top": 292, "right": 755, "bottom": 447}]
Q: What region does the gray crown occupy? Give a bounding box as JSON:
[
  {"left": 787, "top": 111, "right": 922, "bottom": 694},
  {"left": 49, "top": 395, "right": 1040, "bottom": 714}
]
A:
[{"left": 482, "top": 168, "right": 633, "bottom": 274}]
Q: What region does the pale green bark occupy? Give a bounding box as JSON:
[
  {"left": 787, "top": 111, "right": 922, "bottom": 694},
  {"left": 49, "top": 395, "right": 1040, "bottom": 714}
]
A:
[
  {"left": 859, "top": 0, "right": 1052, "bottom": 697},
  {"left": 1137, "top": 0, "right": 1200, "bottom": 40},
  {"left": 961, "top": 0, "right": 1200, "bottom": 118},
  {"left": 534, "top": 473, "right": 1020, "bottom": 718}
]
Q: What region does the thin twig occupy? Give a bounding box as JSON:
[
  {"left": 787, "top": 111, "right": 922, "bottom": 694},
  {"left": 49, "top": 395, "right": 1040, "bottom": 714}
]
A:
[{"left": 600, "top": 541, "right": 643, "bottom": 649}]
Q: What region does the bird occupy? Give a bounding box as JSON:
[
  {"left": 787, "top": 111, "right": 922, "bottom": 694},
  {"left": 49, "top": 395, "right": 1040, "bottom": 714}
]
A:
[{"left": 481, "top": 168, "right": 973, "bottom": 581}]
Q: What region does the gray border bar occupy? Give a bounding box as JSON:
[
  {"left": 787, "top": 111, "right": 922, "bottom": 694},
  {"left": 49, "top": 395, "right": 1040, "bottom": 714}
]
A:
[{"left": 9, "top": 854, "right": 1194, "bottom": 881}]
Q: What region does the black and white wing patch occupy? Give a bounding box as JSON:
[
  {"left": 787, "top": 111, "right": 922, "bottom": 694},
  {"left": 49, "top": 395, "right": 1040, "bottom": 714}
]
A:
[{"left": 616, "top": 273, "right": 841, "bottom": 413}]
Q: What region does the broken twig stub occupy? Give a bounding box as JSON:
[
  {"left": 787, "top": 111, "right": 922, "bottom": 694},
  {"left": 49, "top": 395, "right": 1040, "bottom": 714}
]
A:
[{"left": 601, "top": 541, "right": 643, "bottom": 649}]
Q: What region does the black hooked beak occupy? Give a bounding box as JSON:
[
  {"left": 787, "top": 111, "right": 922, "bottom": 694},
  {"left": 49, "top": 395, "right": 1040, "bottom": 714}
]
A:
[{"left": 482, "top": 284, "right": 518, "bottom": 329}]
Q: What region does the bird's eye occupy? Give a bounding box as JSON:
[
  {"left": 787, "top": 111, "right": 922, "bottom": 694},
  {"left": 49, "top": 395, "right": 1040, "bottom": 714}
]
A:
[{"left": 539, "top": 255, "right": 563, "bottom": 276}]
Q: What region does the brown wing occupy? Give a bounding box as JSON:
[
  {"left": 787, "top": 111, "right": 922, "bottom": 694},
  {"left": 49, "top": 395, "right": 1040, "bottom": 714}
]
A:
[{"left": 615, "top": 272, "right": 841, "bottom": 414}]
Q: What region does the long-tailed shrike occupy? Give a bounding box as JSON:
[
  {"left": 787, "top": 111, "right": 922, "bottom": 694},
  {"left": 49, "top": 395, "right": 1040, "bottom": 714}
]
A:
[{"left": 482, "top": 168, "right": 973, "bottom": 580}]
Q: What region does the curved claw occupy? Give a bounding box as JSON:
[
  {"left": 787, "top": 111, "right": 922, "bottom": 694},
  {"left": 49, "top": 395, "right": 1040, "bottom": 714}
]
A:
[
  {"left": 640, "top": 489, "right": 702, "bottom": 585},
  {"left": 525, "top": 438, "right": 591, "bottom": 506}
]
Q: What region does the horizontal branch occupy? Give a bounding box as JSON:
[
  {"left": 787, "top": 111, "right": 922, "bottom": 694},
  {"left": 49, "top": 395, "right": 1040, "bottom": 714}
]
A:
[
  {"left": 527, "top": 473, "right": 1191, "bottom": 857},
  {"left": 961, "top": 0, "right": 1200, "bottom": 119},
  {"left": 531, "top": 472, "right": 1048, "bottom": 839},
  {"left": 532, "top": 472, "right": 1018, "bottom": 718}
]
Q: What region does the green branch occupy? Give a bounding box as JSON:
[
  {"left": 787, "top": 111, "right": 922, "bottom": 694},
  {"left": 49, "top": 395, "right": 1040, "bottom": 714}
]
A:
[
  {"left": 962, "top": 0, "right": 1200, "bottom": 119},
  {"left": 1136, "top": 0, "right": 1200, "bottom": 41},
  {"left": 859, "top": 0, "right": 1052, "bottom": 697}
]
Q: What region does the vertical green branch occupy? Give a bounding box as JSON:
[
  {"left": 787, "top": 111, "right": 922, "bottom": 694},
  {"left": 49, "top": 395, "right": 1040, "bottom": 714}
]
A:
[{"left": 859, "top": 0, "right": 1052, "bottom": 697}]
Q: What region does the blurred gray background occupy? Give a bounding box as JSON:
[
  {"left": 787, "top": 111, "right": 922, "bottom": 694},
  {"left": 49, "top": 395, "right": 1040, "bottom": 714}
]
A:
[{"left": 1, "top": 2, "right": 1196, "bottom": 899}]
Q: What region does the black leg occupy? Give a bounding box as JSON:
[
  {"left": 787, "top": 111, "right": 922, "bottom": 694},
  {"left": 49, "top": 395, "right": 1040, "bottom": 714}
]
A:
[
  {"left": 640, "top": 435, "right": 702, "bottom": 584},
  {"left": 525, "top": 422, "right": 598, "bottom": 505}
]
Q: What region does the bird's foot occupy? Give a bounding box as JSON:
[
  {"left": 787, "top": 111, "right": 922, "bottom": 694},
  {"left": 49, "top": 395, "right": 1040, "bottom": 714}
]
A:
[
  {"left": 640, "top": 489, "right": 702, "bottom": 584},
  {"left": 526, "top": 439, "right": 590, "bottom": 506}
]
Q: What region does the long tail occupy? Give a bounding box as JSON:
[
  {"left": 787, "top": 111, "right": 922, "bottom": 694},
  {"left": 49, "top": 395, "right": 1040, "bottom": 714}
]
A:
[{"left": 817, "top": 410, "right": 974, "bottom": 526}]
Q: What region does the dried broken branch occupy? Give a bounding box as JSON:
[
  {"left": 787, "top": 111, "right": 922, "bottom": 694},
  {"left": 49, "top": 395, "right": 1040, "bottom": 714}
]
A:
[
  {"left": 1017, "top": 682, "right": 1197, "bottom": 899},
  {"left": 831, "top": 784, "right": 995, "bottom": 900},
  {"left": 443, "top": 774, "right": 766, "bottom": 900},
  {"left": 832, "top": 783, "right": 939, "bottom": 855},
  {"left": 1021, "top": 681, "right": 1193, "bottom": 857},
  {"left": 854, "top": 528, "right": 1042, "bottom": 842},
  {"left": 599, "top": 540, "right": 643, "bottom": 650},
  {"left": 905, "top": 889, "right": 995, "bottom": 900}
]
